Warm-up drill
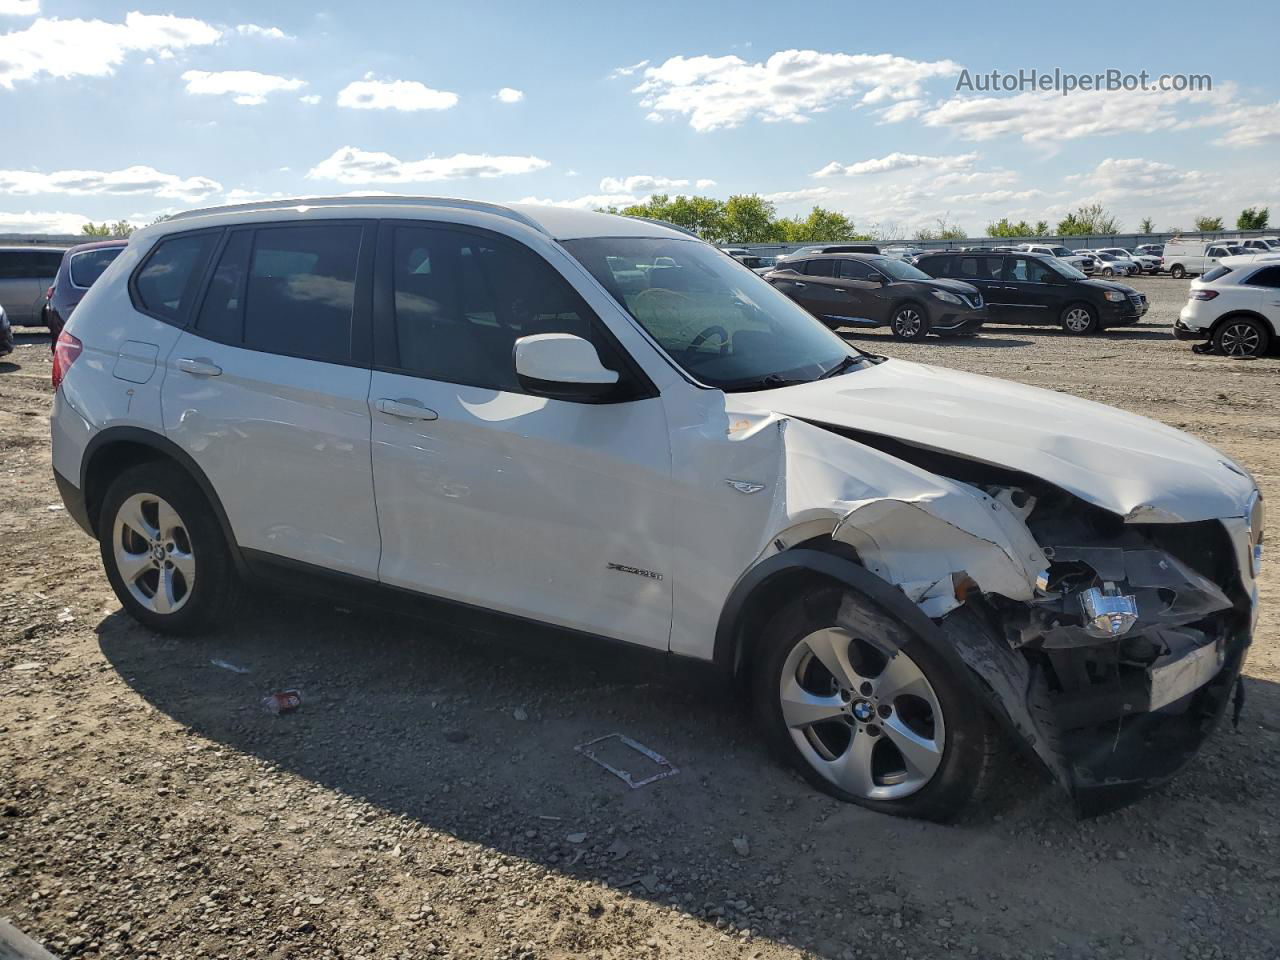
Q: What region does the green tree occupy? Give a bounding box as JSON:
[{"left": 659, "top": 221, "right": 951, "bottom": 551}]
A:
[
  {"left": 776, "top": 205, "right": 865, "bottom": 243},
  {"left": 1033, "top": 220, "right": 1050, "bottom": 236},
  {"left": 1237, "top": 207, "right": 1270, "bottom": 230},
  {"left": 1056, "top": 203, "right": 1121, "bottom": 236},
  {"left": 986, "top": 217, "right": 1035, "bottom": 238},
  {"left": 81, "top": 220, "right": 134, "bottom": 238},
  {"left": 914, "top": 214, "right": 966, "bottom": 241},
  {"left": 1193, "top": 215, "right": 1224, "bottom": 232},
  {"left": 614, "top": 193, "right": 728, "bottom": 242},
  {"left": 720, "top": 194, "right": 783, "bottom": 243},
  {"left": 1138, "top": 217, "right": 1156, "bottom": 233}
]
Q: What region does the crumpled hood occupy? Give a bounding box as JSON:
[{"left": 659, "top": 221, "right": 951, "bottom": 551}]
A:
[{"left": 741, "top": 359, "right": 1256, "bottom": 523}]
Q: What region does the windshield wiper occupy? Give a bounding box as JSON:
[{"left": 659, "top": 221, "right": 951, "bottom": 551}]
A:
[{"left": 817, "top": 354, "right": 863, "bottom": 380}]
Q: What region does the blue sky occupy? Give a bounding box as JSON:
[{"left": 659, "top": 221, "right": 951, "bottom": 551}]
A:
[{"left": 2, "top": 0, "right": 1278, "bottom": 235}]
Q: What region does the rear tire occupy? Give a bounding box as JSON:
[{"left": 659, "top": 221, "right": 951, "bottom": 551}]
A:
[
  {"left": 98, "top": 461, "right": 241, "bottom": 634},
  {"left": 1170, "top": 264, "right": 1186, "bottom": 279},
  {"left": 752, "top": 586, "right": 996, "bottom": 822},
  {"left": 889, "top": 303, "right": 930, "bottom": 341},
  {"left": 1060, "top": 302, "right": 1098, "bottom": 335},
  {"left": 1213, "top": 316, "right": 1270, "bottom": 358}
]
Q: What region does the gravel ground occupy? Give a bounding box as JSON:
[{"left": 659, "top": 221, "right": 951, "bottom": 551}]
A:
[{"left": 2, "top": 275, "right": 1279, "bottom": 960}]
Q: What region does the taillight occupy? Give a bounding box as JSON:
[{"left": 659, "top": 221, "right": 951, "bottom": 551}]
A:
[
  {"left": 1189, "top": 290, "right": 1219, "bottom": 301},
  {"left": 52, "top": 330, "right": 82, "bottom": 389},
  {"left": 44, "top": 285, "right": 54, "bottom": 300}
]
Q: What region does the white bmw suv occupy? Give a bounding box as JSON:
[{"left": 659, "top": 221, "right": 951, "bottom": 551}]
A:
[{"left": 52, "top": 197, "right": 1262, "bottom": 820}]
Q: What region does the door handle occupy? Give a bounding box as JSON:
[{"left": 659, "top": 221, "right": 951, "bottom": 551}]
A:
[
  {"left": 790, "top": 281, "right": 807, "bottom": 288},
  {"left": 376, "top": 398, "right": 439, "bottom": 421},
  {"left": 176, "top": 357, "right": 222, "bottom": 377}
]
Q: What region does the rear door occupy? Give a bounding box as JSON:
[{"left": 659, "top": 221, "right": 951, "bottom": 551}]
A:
[
  {"left": 833, "top": 257, "right": 890, "bottom": 324},
  {"left": 952, "top": 255, "right": 1011, "bottom": 320},
  {"left": 161, "top": 220, "right": 382, "bottom": 578},
  {"left": 367, "top": 220, "right": 674, "bottom": 649},
  {"left": 795, "top": 258, "right": 848, "bottom": 321}
]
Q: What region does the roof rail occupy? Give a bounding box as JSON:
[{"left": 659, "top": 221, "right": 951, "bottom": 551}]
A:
[{"left": 162, "top": 195, "right": 550, "bottom": 235}]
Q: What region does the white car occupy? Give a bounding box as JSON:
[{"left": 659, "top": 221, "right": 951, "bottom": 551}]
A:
[
  {"left": 1095, "top": 247, "right": 1160, "bottom": 274},
  {"left": 1016, "top": 243, "right": 1095, "bottom": 275},
  {"left": 882, "top": 245, "right": 925, "bottom": 261},
  {"left": 1162, "top": 239, "right": 1247, "bottom": 278},
  {"left": 50, "top": 196, "right": 1262, "bottom": 821},
  {"left": 1076, "top": 250, "right": 1139, "bottom": 278},
  {"left": 1175, "top": 255, "right": 1280, "bottom": 357},
  {"left": 1231, "top": 238, "right": 1280, "bottom": 254}
]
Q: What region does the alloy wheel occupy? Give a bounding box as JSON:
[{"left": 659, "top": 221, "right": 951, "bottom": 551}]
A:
[
  {"left": 778, "top": 628, "right": 945, "bottom": 800},
  {"left": 112, "top": 493, "right": 196, "bottom": 614},
  {"left": 893, "top": 308, "right": 923, "bottom": 339},
  {"left": 1063, "top": 307, "right": 1093, "bottom": 333},
  {"left": 1220, "top": 321, "right": 1262, "bottom": 357}
]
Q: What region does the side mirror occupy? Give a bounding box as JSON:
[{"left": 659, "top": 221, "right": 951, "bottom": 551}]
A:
[{"left": 514, "top": 333, "right": 620, "bottom": 402}]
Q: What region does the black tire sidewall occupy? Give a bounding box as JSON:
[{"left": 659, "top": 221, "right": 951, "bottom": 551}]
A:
[
  {"left": 890, "top": 303, "right": 930, "bottom": 341},
  {"left": 1171, "top": 265, "right": 1185, "bottom": 279},
  {"left": 752, "top": 587, "right": 991, "bottom": 822},
  {"left": 98, "top": 462, "right": 237, "bottom": 635},
  {"left": 1060, "top": 302, "right": 1098, "bottom": 335},
  {"left": 1213, "top": 317, "right": 1269, "bottom": 358}
]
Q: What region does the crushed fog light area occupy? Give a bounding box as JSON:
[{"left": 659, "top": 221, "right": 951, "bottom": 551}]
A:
[{"left": 1079, "top": 584, "right": 1139, "bottom": 637}]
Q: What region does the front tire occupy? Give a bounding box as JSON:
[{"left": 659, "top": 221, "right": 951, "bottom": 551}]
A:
[
  {"left": 1060, "top": 302, "right": 1098, "bottom": 334},
  {"left": 1170, "top": 264, "right": 1186, "bottom": 279},
  {"left": 889, "top": 303, "right": 929, "bottom": 341},
  {"left": 1213, "top": 316, "right": 1270, "bottom": 358},
  {"left": 98, "top": 461, "right": 241, "bottom": 634},
  {"left": 753, "top": 587, "right": 995, "bottom": 822}
]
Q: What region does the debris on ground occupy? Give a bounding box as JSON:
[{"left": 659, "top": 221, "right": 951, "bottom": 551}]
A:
[
  {"left": 260, "top": 690, "right": 302, "bottom": 715},
  {"left": 574, "top": 733, "right": 680, "bottom": 788}
]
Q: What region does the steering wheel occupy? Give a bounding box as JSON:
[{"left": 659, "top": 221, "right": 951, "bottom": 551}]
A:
[{"left": 688, "top": 324, "right": 730, "bottom": 356}]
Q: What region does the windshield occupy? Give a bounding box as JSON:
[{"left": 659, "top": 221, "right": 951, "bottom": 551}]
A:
[
  {"left": 876, "top": 258, "right": 930, "bottom": 281},
  {"left": 563, "top": 237, "right": 864, "bottom": 392},
  {"left": 69, "top": 247, "right": 123, "bottom": 287},
  {"left": 1048, "top": 246, "right": 1074, "bottom": 257}
]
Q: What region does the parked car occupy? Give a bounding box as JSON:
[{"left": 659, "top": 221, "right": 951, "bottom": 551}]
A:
[
  {"left": 1134, "top": 243, "right": 1165, "bottom": 258},
  {"left": 1096, "top": 247, "right": 1160, "bottom": 274},
  {"left": 777, "top": 243, "right": 880, "bottom": 263},
  {"left": 721, "top": 247, "right": 750, "bottom": 259},
  {"left": 46, "top": 239, "right": 129, "bottom": 348},
  {"left": 881, "top": 245, "right": 925, "bottom": 261},
  {"left": 0, "top": 304, "right": 12, "bottom": 358},
  {"left": 1162, "top": 239, "right": 1246, "bottom": 279},
  {"left": 915, "top": 250, "right": 1147, "bottom": 333},
  {"left": 1016, "top": 243, "right": 1094, "bottom": 274},
  {"left": 1173, "top": 256, "right": 1280, "bottom": 357},
  {"left": 0, "top": 245, "right": 68, "bottom": 326},
  {"left": 764, "top": 253, "right": 986, "bottom": 340},
  {"left": 1231, "top": 238, "right": 1280, "bottom": 254},
  {"left": 1075, "top": 250, "right": 1139, "bottom": 278},
  {"left": 52, "top": 196, "right": 1261, "bottom": 821},
  {"left": 737, "top": 254, "right": 778, "bottom": 275}
]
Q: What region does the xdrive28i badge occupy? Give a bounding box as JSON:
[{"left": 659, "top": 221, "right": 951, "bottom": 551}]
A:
[{"left": 606, "top": 562, "right": 663, "bottom": 581}]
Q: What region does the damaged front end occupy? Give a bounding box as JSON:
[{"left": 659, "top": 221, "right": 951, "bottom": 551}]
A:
[{"left": 805, "top": 426, "right": 1260, "bottom": 817}]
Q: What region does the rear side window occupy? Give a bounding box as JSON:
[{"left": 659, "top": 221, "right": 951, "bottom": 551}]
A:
[
  {"left": 1201, "top": 266, "right": 1233, "bottom": 283},
  {"left": 194, "top": 224, "right": 362, "bottom": 364},
  {"left": 1245, "top": 266, "right": 1280, "bottom": 288},
  {"left": 69, "top": 248, "right": 123, "bottom": 288},
  {"left": 956, "top": 256, "right": 1002, "bottom": 280},
  {"left": 133, "top": 233, "right": 218, "bottom": 322},
  {"left": 916, "top": 255, "right": 950, "bottom": 277},
  {"left": 388, "top": 224, "right": 613, "bottom": 393}
]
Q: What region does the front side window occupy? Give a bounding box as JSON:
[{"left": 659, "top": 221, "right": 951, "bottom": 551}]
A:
[
  {"left": 133, "top": 232, "right": 218, "bottom": 321},
  {"left": 875, "top": 258, "right": 931, "bottom": 281},
  {"left": 804, "top": 259, "right": 836, "bottom": 278},
  {"left": 389, "top": 225, "right": 614, "bottom": 393},
  {"left": 69, "top": 247, "right": 123, "bottom": 288},
  {"left": 1245, "top": 266, "right": 1280, "bottom": 288},
  {"left": 837, "top": 259, "right": 877, "bottom": 280},
  {"left": 563, "top": 236, "right": 863, "bottom": 392}
]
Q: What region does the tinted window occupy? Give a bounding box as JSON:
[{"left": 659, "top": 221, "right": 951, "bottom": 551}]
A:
[
  {"left": 69, "top": 247, "right": 123, "bottom": 287},
  {"left": 1006, "top": 257, "right": 1055, "bottom": 283},
  {"left": 195, "top": 230, "right": 253, "bottom": 343},
  {"left": 837, "top": 259, "right": 877, "bottom": 280},
  {"left": 243, "top": 225, "right": 361, "bottom": 363},
  {"left": 390, "top": 226, "right": 611, "bottom": 393},
  {"left": 0, "top": 249, "right": 64, "bottom": 279},
  {"left": 1201, "top": 266, "right": 1233, "bottom": 283},
  {"left": 134, "top": 233, "right": 217, "bottom": 321},
  {"left": 1207, "top": 247, "right": 1227, "bottom": 257},
  {"left": 956, "top": 256, "right": 1003, "bottom": 280},
  {"left": 1245, "top": 266, "right": 1280, "bottom": 288},
  {"left": 804, "top": 259, "right": 835, "bottom": 278},
  {"left": 915, "top": 255, "right": 951, "bottom": 277}
]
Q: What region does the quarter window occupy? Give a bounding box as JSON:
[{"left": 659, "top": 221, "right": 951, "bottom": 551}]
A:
[
  {"left": 389, "top": 226, "right": 613, "bottom": 393},
  {"left": 133, "top": 232, "right": 218, "bottom": 322},
  {"left": 69, "top": 247, "right": 123, "bottom": 288}
]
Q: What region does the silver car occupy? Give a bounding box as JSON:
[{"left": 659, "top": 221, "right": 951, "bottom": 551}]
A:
[{"left": 0, "top": 245, "right": 68, "bottom": 326}]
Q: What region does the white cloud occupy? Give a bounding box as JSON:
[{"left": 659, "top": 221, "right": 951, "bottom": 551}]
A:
[
  {"left": 0, "top": 11, "right": 221, "bottom": 88},
  {"left": 599, "top": 174, "right": 686, "bottom": 193},
  {"left": 609, "top": 59, "right": 648, "bottom": 79},
  {"left": 516, "top": 194, "right": 635, "bottom": 210},
  {"left": 0, "top": 210, "right": 89, "bottom": 234},
  {"left": 1204, "top": 101, "right": 1280, "bottom": 147},
  {"left": 695, "top": 178, "right": 716, "bottom": 189},
  {"left": 761, "top": 187, "right": 831, "bottom": 204},
  {"left": 633, "top": 50, "right": 960, "bottom": 131},
  {"left": 309, "top": 147, "right": 549, "bottom": 184},
  {"left": 813, "top": 152, "right": 977, "bottom": 178},
  {"left": 0, "top": 1, "right": 39, "bottom": 16},
  {"left": 182, "top": 69, "right": 305, "bottom": 105},
  {"left": 299, "top": 94, "right": 321, "bottom": 105},
  {"left": 1064, "top": 157, "right": 1213, "bottom": 202},
  {"left": 336, "top": 76, "right": 458, "bottom": 112},
  {"left": 0, "top": 164, "right": 222, "bottom": 200},
  {"left": 494, "top": 87, "right": 524, "bottom": 103},
  {"left": 920, "top": 85, "right": 1229, "bottom": 145},
  {"left": 875, "top": 98, "right": 925, "bottom": 123},
  {"left": 946, "top": 188, "right": 1050, "bottom": 204},
  {"left": 234, "top": 24, "right": 292, "bottom": 40}
]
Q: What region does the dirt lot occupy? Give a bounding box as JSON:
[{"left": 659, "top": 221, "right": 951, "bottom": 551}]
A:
[{"left": 2, "top": 276, "right": 1279, "bottom": 960}]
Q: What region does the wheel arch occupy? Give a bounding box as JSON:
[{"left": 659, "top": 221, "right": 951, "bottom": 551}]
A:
[
  {"left": 81, "top": 427, "right": 248, "bottom": 576},
  {"left": 1210, "top": 309, "right": 1276, "bottom": 339}
]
